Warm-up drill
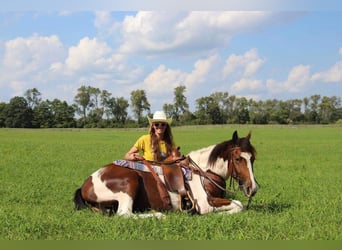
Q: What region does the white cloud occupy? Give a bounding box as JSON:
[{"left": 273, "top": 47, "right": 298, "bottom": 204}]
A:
[
  {"left": 65, "top": 37, "right": 114, "bottom": 72},
  {"left": 94, "top": 11, "right": 113, "bottom": 29},
  {"left": 119, "top": 11, "right": 289, "bottom": 55},
  {"left": 2, "top": 34, "right": 65, "bottom": 75},
  {"left": 311, "top": 48, "right": 342, "bottom": 82},
  {"left": 0, "top": 34, "right": 66, "bottom": 97},
  {"left": 266, "top": 64, "right": 311, "bottom": 94},
  {"left": 143, "top": 53, "right": 218, "bottom": 94},
  {"left": 0, "top": 33, "right": 140, "bottom": 103},
  {"left": 143, "top": 65, "right": 186, "bottom": 94},
  {"left": 223, "top": 48, "right": 265, "bottom": 78},
  {"left": 184, "top": 54, "right": 219, "bottom": 88},
  {"left": 94, "top": 11, "right": 121, "bottom": 39},
  {"left": 231, "top": 78, "right": 263, "bottom": 93},
  {"left": 311, "top": 61, "right": 342, "bottom": 82}
]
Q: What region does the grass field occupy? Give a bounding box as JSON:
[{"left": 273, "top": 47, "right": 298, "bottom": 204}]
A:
[{"left": 0, "top": 125, "right": 341, "bottom": 240}]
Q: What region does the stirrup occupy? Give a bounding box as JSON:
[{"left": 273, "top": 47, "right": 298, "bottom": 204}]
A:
[{"left": 179, "top": 191, "right": 195, "bottom": 212}]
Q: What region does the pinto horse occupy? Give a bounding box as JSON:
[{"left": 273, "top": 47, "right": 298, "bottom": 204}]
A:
[{"left": 73, "top": 130, "right": 258, "bottom": 218}]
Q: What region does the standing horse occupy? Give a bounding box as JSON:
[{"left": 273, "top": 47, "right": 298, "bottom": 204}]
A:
[{"left": 73, "top": 130, "right": 258, "bottom": 217}]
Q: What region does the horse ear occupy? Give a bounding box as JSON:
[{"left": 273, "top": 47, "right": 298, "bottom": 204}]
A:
[
  {"left": 246, "top": 131, "right": 252, "bottom": 140},
  {"left": 232, "top": 130, "right": 238, "bottom": 143}
]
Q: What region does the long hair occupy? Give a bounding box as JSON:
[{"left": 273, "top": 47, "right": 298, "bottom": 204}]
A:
[{"left": 148, "top": 124, "right": 175, "bottom": 161}]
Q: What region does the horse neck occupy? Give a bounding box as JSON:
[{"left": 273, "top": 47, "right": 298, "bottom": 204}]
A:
[{"left": 187, "top": 145, "right": 229, "bottom": 180}]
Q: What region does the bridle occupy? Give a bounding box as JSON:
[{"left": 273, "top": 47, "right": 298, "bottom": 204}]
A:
[
  {"left": 227, "top": 146, "right": 255, "bottom": 209},
  {"left": 188, "top": 146, "right": 254, "bottom": 209}
]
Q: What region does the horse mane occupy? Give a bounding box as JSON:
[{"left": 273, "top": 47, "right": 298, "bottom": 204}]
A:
[{"left": 208, "top": 131, "right": 256, "bottom": 166}]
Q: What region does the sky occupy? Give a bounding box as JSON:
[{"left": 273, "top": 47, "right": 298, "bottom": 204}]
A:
[{"left": 1, "top": 0, "right": 342, "bottom": 112}]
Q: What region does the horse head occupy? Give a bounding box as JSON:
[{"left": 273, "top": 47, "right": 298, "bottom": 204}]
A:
[
  {"left": 162, "top": 146, "right": 183, "bottom": 163},
  {"left": 228, "top": 131, "right": 258, "bottom": 197}
]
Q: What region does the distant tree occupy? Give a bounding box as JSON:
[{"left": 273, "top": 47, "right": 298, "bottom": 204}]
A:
[
  {"left": 107, "top": 97, "right": 129, "bottom": 124},
  {"left": 195, "top": 96, "right": 223, "bottom": 124},
  {"left": 210, "top": 92, "right": 229, "bottom": 122},
  {"left": 309, "top": 94, "right": 321, "bottom": 124},
  {"left": 173, "top": 86, "right": 189, "bottom": 121},
  {"left": 50, "top": 99, "right": 76, "bottom": 128},
  {"left": 74, "top": 85, "right": 92, "bottom": 126},
  {"left": 249, "top": 100, "right": 268, "bottom": 124},
  {"left": 24, "top": 88, "right": 42, "bottom": 109},
  {"left": 235, "top": 97, "right": 250, "bottom": 124},
  {"left": 0, "top": 102, "right": 6, "bottom": 127},
  {"left": 274, "top": 100, "right": 290, "bottom": 124},
  {"left": 319, "top": 96, "right": 341, "bottom": 124},
  {"left": 303, "top": 97, "right": 310, "bottom": 123},
  {"left": 130, "top": 90, "right": 150, "bottom": 125},
  {"left": 32, "top": 100, "right": 54, "bottom": 128},
  {"left": 3, "top": 96, "right": 33, "bottom": 128},
  {"left": 100, "top": 90, "right": 112, "bottom": 121},
  {"left": 89, "top": 87, "right": 101, "bottom": 109},
  {"left": 163, "top": 103, "right": 174, "bottom": 119},
  {"left": 288, "top": 99, "right": 304, "bottom": 124},
  {"left": 87, "top": 108, "right": 103, "bottom": 127}
]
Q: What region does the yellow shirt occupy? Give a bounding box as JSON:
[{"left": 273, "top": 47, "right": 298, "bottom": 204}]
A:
[{"left": 134, "top": 134, "right": 170, "bottom": 161}]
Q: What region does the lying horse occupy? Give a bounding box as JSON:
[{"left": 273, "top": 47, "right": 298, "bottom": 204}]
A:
[{"left": 73, "top": 130, "right": 258, "bottom": 217}]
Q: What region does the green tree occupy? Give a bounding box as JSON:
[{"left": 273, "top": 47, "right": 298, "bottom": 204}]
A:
[
  {"left": 3, "top": 96, "right": 33, "bottom": 128},
  {"left": 0, "top": 102, "right": 7, "bottom": 127},
  {"left": 107, "top": 97, "right": 129, "bottom": 124},
  {"left": 24, "top": 88, "right": 42, "bottom": 109},
  {"left": 74, "top": 85, "right": 92, "bottom": 127},
  {"left": 210, "top": 92, "right": 229, "bottom": 122},
  {"left": 249, "top": 100, "right": 268, "bottom": 124},
  {"left": 309, "top": 94, "right": 321, "bottom": 124},
  {"left": 86, "top": 86, "right": 103, "bottom": 127},
  {"left": 274, "top": 100, "right": 290, "bottom": 124},
  {"left": 195, "top": 96, "right": 223, "bottom": 124},
  {"left": 50, "top": 99, "right": 76, "bottom": 128},
  {"left": 32, "top": 100, "right": 54, "bottom": 128},
  {"left": 130, "top": 90, "right": 150, "bottom": 125},
  {"left": 100, "top": 90, "right": 112, "bottom": 121},
  {"left": 288, "top": 99, "right": 303, "bottom": 124},
  {"left": 303, "top": 97, "right": 310, "bottom": 123},
  {"left": 319, "top": 96, "right": 341, "bottom": 124},
  {"left": 235, "top": 97, "right": 250, "bottom": 124},
  {"left": 173, "top": 86, "right": 189, "bottom": 121},
  {"left": 163, "top": 103, "right": 174, "bottom": 119}
]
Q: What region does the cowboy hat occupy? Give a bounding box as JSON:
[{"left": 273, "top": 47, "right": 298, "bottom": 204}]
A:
[{"left": 147, "top": 111, "right": 172, "bottom": 125}]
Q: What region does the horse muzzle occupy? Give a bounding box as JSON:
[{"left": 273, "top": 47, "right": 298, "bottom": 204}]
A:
[{"left": 240, "top": 180, "right": 258, "bottom": 197}]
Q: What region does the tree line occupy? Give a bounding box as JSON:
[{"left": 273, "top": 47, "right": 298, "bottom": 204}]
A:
[{"left": 0, "top": 85, "right": 341, "bottom": 128}]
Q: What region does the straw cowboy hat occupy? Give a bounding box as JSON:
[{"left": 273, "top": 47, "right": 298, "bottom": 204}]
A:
[{"left": 147, "top": 111, "right": 172, "bottom": 125}]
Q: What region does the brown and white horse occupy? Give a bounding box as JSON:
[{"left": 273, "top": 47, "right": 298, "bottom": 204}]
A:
[{"left": 73, "top": 130, "right": 258, "bottom": 218}]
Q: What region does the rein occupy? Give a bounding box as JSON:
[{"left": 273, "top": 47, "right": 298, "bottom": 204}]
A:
[
  {"left": 188, "top": 156, "right": 234, "bottom": 195},
  {"left": 188, "top": 147, "right": 253, "bottom": 209},
  {"left": 145, "top": 156, "right": 187, "bottom": 166}
]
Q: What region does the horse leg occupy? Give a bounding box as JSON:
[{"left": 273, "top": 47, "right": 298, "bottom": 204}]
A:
[
  {"left": 115, "top": 193, "right": 135, "bottom": 217},
  {"left": 88, "top": 165, "right": 144, "bottom": 217},
  {"left": 210, "top": 198, "right": 243, "bottom": 214}
]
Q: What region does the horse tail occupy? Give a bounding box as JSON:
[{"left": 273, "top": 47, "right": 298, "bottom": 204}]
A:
[{"left": 73, "top": 188, "right": 87, "bottom": 210}]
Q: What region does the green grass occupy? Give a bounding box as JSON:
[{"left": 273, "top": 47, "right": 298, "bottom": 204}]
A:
[{"left": 0, "top": 125, "right": 341, "bottom": 239}]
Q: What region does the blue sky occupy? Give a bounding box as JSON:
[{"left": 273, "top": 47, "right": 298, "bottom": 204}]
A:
[{"left": 1, "top": 1, "right": 342, "bottom": 112}]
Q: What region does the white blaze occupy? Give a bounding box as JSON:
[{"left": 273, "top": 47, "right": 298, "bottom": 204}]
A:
[{"left": 240, "top": 152, "right": 257, "bottom": 191}]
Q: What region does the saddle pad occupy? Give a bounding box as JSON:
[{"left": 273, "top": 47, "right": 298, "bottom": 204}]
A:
[{"left": 113, "top": 160, "right": 163, "bottom": 175}]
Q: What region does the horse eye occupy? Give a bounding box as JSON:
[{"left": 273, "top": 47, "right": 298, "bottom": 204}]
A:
[{"left": 235, "top": 157, "right": 240, "bottom": 162}]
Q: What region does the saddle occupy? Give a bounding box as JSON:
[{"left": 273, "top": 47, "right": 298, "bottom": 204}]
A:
[{"left": 144, "top": 156, "right": 194, "bottom": 212}]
